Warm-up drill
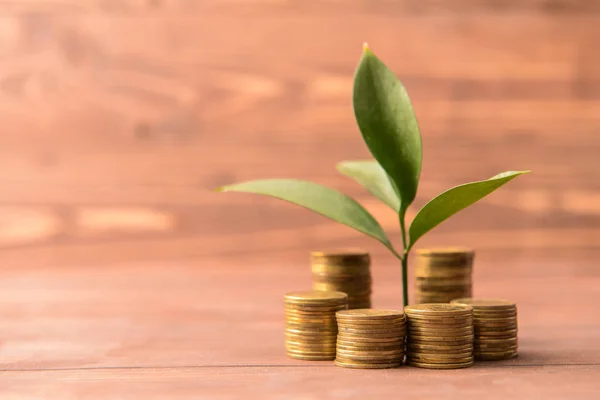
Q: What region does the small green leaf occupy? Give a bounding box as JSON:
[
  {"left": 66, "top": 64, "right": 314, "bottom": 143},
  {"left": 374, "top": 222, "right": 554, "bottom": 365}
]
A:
[
  {"left": 353, "top": 44, "right": 422, "bottom": 217},
  {"left": 216, "top": 178, "right": 399, "bottom": 256},
  {"left": 408, "top": 170, "right": 531, "bottom": 250},
  {"left": 336, "top": 160, "right": 400, "bottom": 212}
]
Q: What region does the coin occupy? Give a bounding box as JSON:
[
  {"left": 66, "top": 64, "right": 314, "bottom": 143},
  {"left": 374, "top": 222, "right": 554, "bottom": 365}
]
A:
[
  {"left": 283, "top": 290, "right": 349, "bottom": 361},
  {"left": 406, "top": 360, "right": 473, "bottom": 369},
  {"left": 336, "top": 351, "right": 405, "bottom": 361},
  {"left": 405, "top": 303, "right": 473, "bottom": 316},
  {"left": 407, "top": 343, "right": 472, "bottom": 352},
  {"left": 334, "top": 359, "right": 402, "bottom": 369},
  {"left": 337, "top": 309, "right": 405, "bottom": 320},
  {"left": 287, "top": 353, "right": 335, "bottom": 361},
  {"left": 451, "top": 298, "right": 515, "bottom": 309},
  {"left": 334, "top": 307, "right": 407, "bottom": 368},
  {"left": 407, "top": 354, "right": 474, "bottom": 364},
  {"left": 450, "top": 297, "right": 518, "bottom": 361}
]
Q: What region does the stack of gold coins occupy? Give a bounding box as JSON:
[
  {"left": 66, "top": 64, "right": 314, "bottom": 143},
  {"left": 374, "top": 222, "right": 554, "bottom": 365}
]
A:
[
  {"left": 334, "top": 309, "right": 406, "bottom": 369},
  {"left": 450, "top": 298, "right": 518, "bottom": 361},
  {"left": 310, "top": 249, "right": 372, "bottom": 309},
  {"left": 284, "top": 291, "right": 348, "bottom": 361},
  {"left": 414, "top": 247, "right": 474, "bottom": 303},
  {"left": 405, "top": 303, "right": 474, "bottom": 369}
]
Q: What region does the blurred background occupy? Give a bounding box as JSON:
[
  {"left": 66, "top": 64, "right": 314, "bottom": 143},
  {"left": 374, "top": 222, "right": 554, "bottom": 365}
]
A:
[{"left": 0, "top": 0, "right": 598, "bottom": 271}]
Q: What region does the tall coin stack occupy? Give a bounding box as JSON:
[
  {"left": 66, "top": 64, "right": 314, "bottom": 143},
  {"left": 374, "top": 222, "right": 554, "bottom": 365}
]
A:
[
  {"left": 450, "top": 298, "right": 518, "bottom": 361},
  {"left": 310, "top": 249, "right": 372, "bottom": 309},
  {"left": 284, "top": 291, "right": 348, "bottom": 361},
  {"left": 414, "top": 247, "right": 474, "bottom": 304},
  {"left": 334, "top": 309, "right": 406, "bottom": 369},
  {"left": 405, "top": 304, "right": 475, "bottom": 369}
]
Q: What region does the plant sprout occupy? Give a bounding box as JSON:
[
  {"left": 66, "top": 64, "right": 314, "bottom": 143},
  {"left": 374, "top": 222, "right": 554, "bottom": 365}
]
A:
[{"left": 216, "top": 44, "right": 529, "bottom": 307}]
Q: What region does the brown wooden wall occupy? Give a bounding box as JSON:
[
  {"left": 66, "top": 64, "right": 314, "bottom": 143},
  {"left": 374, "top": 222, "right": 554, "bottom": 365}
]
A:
[{"left": 0, "top": 0, "right": 599, "bottom": 268}]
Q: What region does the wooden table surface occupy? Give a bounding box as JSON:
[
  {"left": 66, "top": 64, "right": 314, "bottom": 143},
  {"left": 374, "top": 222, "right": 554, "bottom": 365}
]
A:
[{"left": 1, "top": 0, "right": 600, "bottom": 398}]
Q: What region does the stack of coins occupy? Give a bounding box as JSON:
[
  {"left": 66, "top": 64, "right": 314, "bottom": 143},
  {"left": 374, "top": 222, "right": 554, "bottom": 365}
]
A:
[
  {"left": 334, "top": 309, "right": 406, "bottom": 369},
  {"left": 405, "top": 303, "right": 474, "bottom": 369},
  {"left": 414, "top": 247, "right": 474, "bottom": 303},
  {"left": 310, "top": 249, "right": 372, "bottom": 309},
  {"left": 284, "top": 291, "right": 348, "bottom": 361},
  {"left": 450, "top": 298, "right": 518, "bottom": 361}
]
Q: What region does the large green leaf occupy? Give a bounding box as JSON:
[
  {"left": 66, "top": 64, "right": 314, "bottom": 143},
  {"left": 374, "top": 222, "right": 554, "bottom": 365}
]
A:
[
  {"left": 408, "top": 171, "right": 531, "bottom": 250},
  {"left": 216, "top": 178, "right": 399, "bottom": 256},
  {"left": 336, "top": 160, "right": 400, "bottom": 212},
  {"left": 352, "top": 44, "right": 422, "bottom": 216}
]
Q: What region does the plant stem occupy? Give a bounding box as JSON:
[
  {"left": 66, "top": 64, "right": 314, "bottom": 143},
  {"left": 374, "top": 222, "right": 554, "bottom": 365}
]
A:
[
  {"left": 401, "top": 252, "right": 408, "bottom": 308},
  {"left": 399, "top": 211, "right": 409, "bottom": 308}
]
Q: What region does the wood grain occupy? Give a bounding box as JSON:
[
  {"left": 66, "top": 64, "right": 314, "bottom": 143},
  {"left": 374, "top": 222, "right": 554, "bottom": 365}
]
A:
[
  {"left": 0, "top": 1, "right": 598, "bottom": 266},
  {"left": 0, "top": 2, "right": 599, "bottom": 397}
]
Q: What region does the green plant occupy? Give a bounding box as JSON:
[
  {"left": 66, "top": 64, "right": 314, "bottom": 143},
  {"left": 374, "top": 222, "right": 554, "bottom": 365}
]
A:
[{"left": 216, "top": 44, "right": 529, "bottom": 307}]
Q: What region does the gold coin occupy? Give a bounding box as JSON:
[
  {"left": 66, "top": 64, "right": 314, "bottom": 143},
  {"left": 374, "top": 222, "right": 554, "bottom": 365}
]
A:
[
  {"left": 475, "top": 328, "right": 518, "bottom": 337},
  {"left": 336, "top": 336, "right": 404, "bottom": 344},
  {"left": 407, "top": 354, "right": 474, "bottom": 363},
  {"left": 473, "top": 308, "right": 517, "bottom": 315},
  {"left": 451, "top": 298, "right": 515, "bottom": 309},
  {"left": 337, "top": 333, "right": 404, "bottom": 341},
  {"left": 475, "top": 345, "right": 518, "bottom": 353},
  {"left": 313, "top": 281, "right": 371, "bottom": 291},
  {"left": 336, "top": 309, "right": 404, "bottom": 320},
  {"left": 287, "top": 353, "right": 334, "bottom": 361},
  {"left": 407, "top": 360, "right": 473, "bottom": 369},
  {"left": 475, "top": 337, "right": 518, "bottom": 345},
  {"left": 475, "top": 347, "right": 519, "bottom": 355},
  {"left": 336, "top": 352, "right": 404, "bottom": 362},
  {"left": 284, "top": 290, "right": 348, "bottom": 304},
  {"left": 336, "top": 344, "right": 404, "bottom": 352},
  {"left": 286, "top": 341, "right": 337, "bottom": 349},
  {"left": 335, "top": 355, "right": 403, "bottom": 364},
  {"left": 339, "top": 318, "right": 406, "bottom": 327},
  {"left": 310, "top": 248, "right": 370, "bottom": 257},
  {"left": 408, "top": 318, "right": 473, "bottom": 327},
  {"left": 475, "top": 325, "right": 518, "bottom": 333},
  {"left": 406, "top": 350, "right": 472, "bottom": 359},
  {"left": 415, "top": 270, "right": 472, "bottom": 279},
  {"left": 334, "top": 359, "right": 401, "bottom": 369},
  {"left": 409, "top": 333, "right": 474, "bottom": 342},
  {"left": 405, "top": 303, "right": 473, "bottom": 316},
  {"left": 284, "top": 302, "right": 348, "bottom": 310},
  {"left": 340, "top": 325, "right": 406, "bottom": 333},
  {"left": 285, "top": 348, "right": 335, "bottom": 357},
  {"left": 408, "top": 325, "right": 473, "bottom": 334},
  {"left": 408, "top": 337, "right": 473, "bottom": 346},
  {"left": 285, "top": 335, "right": 337, "bottom": 343},
  {"left": 285, "top": 318, "right": 338, "bottom": 326},
  {"left": 407, "top": 343, "right": 472, "bottom": 353},
  {"left": 476, "top": 318, "right": 518, "bottom": 327}
]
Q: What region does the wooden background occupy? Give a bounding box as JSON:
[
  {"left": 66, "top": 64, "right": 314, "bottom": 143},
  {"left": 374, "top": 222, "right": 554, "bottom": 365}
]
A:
[
  {"left": 0, "top": 0, "right": 599, "bottom": 268},
  {"left": 2, "top": 2, "right": 600, "bottom": 398}
]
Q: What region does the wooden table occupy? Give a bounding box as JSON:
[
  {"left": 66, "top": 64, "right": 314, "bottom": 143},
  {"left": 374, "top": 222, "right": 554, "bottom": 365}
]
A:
[{"left": 2, "top": 248, "right": 600, "bottom": 398}]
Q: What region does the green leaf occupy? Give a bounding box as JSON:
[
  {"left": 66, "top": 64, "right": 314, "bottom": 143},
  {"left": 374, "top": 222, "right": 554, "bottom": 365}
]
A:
[
  {"left": 408, "top": 170, "right": 531, "bottom": 250},
  {"left": 216, "top": 178, "right": 400, "bottom": 256},
  {"left": 336, "top": 160, "right": 400, "bottom": 212},
  {"left": 352, "top": 44, "right": 422, "bottom": 216}
]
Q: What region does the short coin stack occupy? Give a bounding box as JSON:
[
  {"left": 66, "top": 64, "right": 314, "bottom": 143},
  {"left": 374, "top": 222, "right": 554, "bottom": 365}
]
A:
[
  {"left": 284, "top": 291, "right": 348, "bottom": 361},
  {"left": 405, "top": 303, "right": 474, "bottom": 369},
  {"left": 334, "top": 309, "right": 406, "bottom": 369},
  {"left": 414, "top": 247, "right": 474, "bottom": 303},
  {"left": 310, "top": 249, "right": 372, "bottom": 309},
  {"left": 450, "top": 298, "right": 518, "bottom": 361}
]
